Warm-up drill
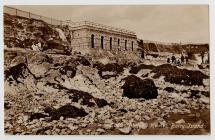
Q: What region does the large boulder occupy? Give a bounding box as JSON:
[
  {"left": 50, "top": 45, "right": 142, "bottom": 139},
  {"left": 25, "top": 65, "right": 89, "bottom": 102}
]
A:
[
  {"left": 10, "top": 55, "right": 27, "bottom": 67},
  {"left": 5, "top": 63, "right": 36, "bottom": 85},
  {"left": 94, "top": 63, "right": 124, "bottom": 79},
  {"left": 27, "top": 53, "right": 53, "bottom": 77},
  {"left": 122, "top": 75, "right": 158, "bottom": 99}
]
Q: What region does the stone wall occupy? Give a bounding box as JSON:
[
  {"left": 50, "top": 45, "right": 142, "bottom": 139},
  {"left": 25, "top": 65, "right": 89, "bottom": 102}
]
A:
[{"left": 70, "top": 26, "right": 138, "bottom": 55}]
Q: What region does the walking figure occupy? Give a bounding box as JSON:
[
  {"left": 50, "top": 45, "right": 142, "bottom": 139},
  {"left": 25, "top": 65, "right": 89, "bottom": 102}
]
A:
[
  {"left": 167, "top": 58, "right": 170, "bottom": 63},
  {"left": 185, "top": 56, "right": 188, "bottom": 64},
  {"left": 171, "top": 55, "right": 176, "bottom": 63},
  {"left": 181, "top": 55, "right": 184, "bottom": 64}
]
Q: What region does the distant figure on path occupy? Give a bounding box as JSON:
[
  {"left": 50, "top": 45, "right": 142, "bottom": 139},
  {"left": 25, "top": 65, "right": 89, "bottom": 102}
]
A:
[
  {"left": 167, "top": 58, "right": 170, "bottom": 63},
  {"left": 200, "top": 51, "right": 205, "bottom": 64},
  {"left": 185, "top": 56, "right": 188, "bottom": 64},
  {"left": 181, "top": 55, "right": 184, "bottom": 64},
  {"left": 171, "top": 55, "right": 176, "bottom": 63},
  {"left": 177, "top": 59, "right": 181, "bottom": 66}
]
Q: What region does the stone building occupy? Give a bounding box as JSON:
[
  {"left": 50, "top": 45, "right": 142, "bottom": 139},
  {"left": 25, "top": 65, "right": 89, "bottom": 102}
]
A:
[{"left": 69, "top": 21, "right": 138, "bottom": 54}]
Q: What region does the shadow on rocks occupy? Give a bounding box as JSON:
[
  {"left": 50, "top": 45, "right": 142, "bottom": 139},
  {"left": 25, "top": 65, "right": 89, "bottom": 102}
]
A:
[
  {"left": 122, "top": 75, "right": 158, "bottom": 100},
  {"left": 68, "top": 89, "right": 109, "bottom": 108}
]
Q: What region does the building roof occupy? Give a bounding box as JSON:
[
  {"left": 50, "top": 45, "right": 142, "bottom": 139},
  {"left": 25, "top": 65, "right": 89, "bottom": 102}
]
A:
[{"left": 68, "top": 20, "right": 136, "bottom": 37}]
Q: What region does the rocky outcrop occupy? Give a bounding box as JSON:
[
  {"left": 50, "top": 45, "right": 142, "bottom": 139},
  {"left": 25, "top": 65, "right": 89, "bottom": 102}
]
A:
[
  {"left": 68, "top": 89, "right": 109, "bottom": 108},
  {"left": 4, "top": 13, "right": 70, "bottom": 54},
  {"left": 152, "top": 64, "right": 208, "bottom": 86},
  {"left": 46, "top": 104, "right": 88, "bottom": 120},
  {"left": 94, "top": 63, "right": 124, "bottom": 79},
  {"left": 122, "top": 75, "right": 158, "bottom": 99}
]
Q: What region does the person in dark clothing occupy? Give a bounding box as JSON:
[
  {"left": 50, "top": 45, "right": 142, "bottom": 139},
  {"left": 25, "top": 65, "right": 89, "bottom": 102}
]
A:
[
  {"left": 200, "top": 51, "right": 205, "bottom": 64},
  {"left": 181, "top": 55, "right": 184, "bottom": 64},
  {"left": 185, "top": 56, "right": 188, "bottom": 64},
  {"left": 171, "top": 55, "right": 176, "bottom": 63},
  {"left": 167, "top": 58, "right": 170, "bottom": 63}
]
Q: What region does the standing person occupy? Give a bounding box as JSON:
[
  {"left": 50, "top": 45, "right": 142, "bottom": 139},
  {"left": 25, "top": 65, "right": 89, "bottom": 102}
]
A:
[
  {"left": 200, "top": 51, "right": 205, "bottom": 64},
  {"left": 181, "top": 54, "right": 184, "bottom": 64},
  {"left": 167, "top": 58, "right": 170, "bottom": 63},
  {"left": 185, "top": 56, "right": 188, "bottom": 64},
  {"left": 171, "top": 55, "right": 176, "bottom": 63},
  {"left": 177, "top": 59, "right": 181, "bottom": 66}
]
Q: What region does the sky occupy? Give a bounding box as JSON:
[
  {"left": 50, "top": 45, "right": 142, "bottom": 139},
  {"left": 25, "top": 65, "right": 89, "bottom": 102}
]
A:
[{"left": 7, "top": 5, "right": 209, "bottom": 43}]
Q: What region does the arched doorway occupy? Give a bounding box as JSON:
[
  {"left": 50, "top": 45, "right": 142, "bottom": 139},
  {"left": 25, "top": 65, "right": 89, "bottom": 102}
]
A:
[
  {"left": 101, "top": 36, "right": 104, "bottom": 49},
  {"left": 110, "top": 37, "right": 112, "bottom": 50},
  {"left": 91, "top": 34, "right": 94, "bottom": 48},
  {"left": 125, "top": 40, "right": 127, "bottom": 50},
  {"left": 118, "top": 39, "right": 120, "bottom": 51}
]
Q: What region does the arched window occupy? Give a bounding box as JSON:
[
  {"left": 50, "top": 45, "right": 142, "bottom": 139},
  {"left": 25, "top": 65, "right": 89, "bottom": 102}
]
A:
[
  {"left": 125, "top": 40, "right": 127, "bottom": 50},
  {"left": 132, "top": 41, "right": 134, "bottom": 51},
  {"left": 101, "top": 36, "right": 104, "bottom": 49},
  {"left": 110, "top": 37, "right": 112, "bottom": 50},
  {"left": 118, "top": 39, "right": 120, "bottom": 50},
  {"left": 91, "top": 34, "right": 94, "bottom": 48}
]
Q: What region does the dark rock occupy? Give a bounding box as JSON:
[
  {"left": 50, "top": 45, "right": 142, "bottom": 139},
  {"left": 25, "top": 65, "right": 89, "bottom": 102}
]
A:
[
  {"left": 44, "top": 82, "right": 68, "bottom": 90},
  {"left": 75, "top": 56, "right": 91, "bottom": 66},
  {"left": 50, "top": 104, "right": 88, "bottom": 120},
  {"left": 4, "top": 102, "right": 11, "bottom": 109},
  {"left": 141, "top": 73, "right": 149, "bottom": 78},
  {"left": 69, "top": 89, "right": 96, "bottom": 107},
  {"left": 118, "top": 108, "right": 128, "bottom": 113},
  {"left": 5, "top": 63, "right": 35, "bottom": 84},
  {"left": 164, "top": 87, "right": 176, "bottom": 93},
  {"left": 95, "top": 63, "right": 124, "bottom": 79},
  {"left": 152, "top": 64, "right": 208, "bottom": 86},
  {"left": 59, "top": 66, "right": 76, "bottom": 78},
  {"left": 44, "top": 106, "right": 54, "bottom": 114},
  {"left": 201, "top": 91, "right": 210, "bottom": 97},
  {"left": 122, "top": 75, "right": 158, "bottom": 99},
  {"left": 94, "top": 98, "right": 109, "bottom": 108},
  {"left": 29, "top": 113, "right": 48, "bottom": 120},
  {"left": 198, "top": 65, "right": 204, "bottom": 69},
  {"left": 68, "top": 89, "right": 109, "bottom": 108},
  {"left": 190, "top": 90, "right": 201, "bottom": 98},
  {"left": 129, "top": 64, "right": 155, "bottom": 74},
  {"left": 36, "top": 126, "right": 53, "bottom": 135}
]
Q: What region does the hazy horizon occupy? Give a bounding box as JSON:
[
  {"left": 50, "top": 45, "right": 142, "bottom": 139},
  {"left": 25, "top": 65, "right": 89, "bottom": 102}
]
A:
[{"left": 6, "top": 5, "right": 209, "bottom": 44}]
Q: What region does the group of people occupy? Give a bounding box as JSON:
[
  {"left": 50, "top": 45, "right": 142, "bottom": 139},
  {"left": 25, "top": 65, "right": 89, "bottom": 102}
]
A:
[{"left": 167, "top": 54, "right": 189, "bottom": 65}]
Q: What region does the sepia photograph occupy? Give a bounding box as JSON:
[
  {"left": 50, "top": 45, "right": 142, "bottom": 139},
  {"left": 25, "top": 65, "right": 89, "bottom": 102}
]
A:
[{"left": 3, "top": 5, "right": 210, "bottom": 135}]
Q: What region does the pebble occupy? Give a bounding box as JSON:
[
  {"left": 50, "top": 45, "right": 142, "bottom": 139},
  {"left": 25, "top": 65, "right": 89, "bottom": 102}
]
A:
[
  {"left": 175, "top": 119, "right": 186, "bottom": 124},
  {"left": 80, "top": 123, "right": 88, "bottom": 128},
  {"left": 60, "top": 116, "right": 64, "bottom": 121},
  {"left": 5, "top": 122, "right": 13, "bottom": 128},
  {"left": 68, "top": 124, "right": 78, "bottom": 130},
  {"left": 134, "top": 115, "right": 141, "bottom": 120},
  {"left": 45, "top": 130, "right": 52, "bottom": 135},
  {"left": 119, "top": 127, "right": 131, "bottom": 134},
  {"left": 23, "top": 115, "right": 28, "bottom": 122},
  {"left": 200, "top": 97, "right": 210, "bottom": 104},
  {"left": 17, "top": 119, "right": 23, "bottom": 124},
  {"left": 39, "top": 118, "right": 45, "bottom": 122},
  {"left": 103, "top": 123, "right": 112, "bottom": 130},
  {"left": 133, "top": 122, "right": 148, "bottom": 129},
  {"left": 144, "top": 115, "right": 151, "bottom": 120},
  {"left": 96, "top": 128, "right": 105, "bottom": 133},
  {"left": 115, "top": 123, "right": 124, "bottom": 128}
]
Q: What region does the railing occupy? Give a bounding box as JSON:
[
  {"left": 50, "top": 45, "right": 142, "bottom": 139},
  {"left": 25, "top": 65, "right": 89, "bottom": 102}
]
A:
[
  {"left": 4, "top": 6, "right": 136, "bottom": 36},
  {"left": 69, "top": 20, "right": 136, "bottom": 35},
  {"left": 4, "top": 6, "right": 70, "bottom": 26}
]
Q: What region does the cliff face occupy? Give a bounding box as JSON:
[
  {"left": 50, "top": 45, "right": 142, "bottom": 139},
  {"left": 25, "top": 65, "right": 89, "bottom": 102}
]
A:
[
  {"left": 138, "top": 40, "right": 209, "bottom": 54},
  {"left": 4, "top": 13, "right": 71, "bottom": 54}
]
